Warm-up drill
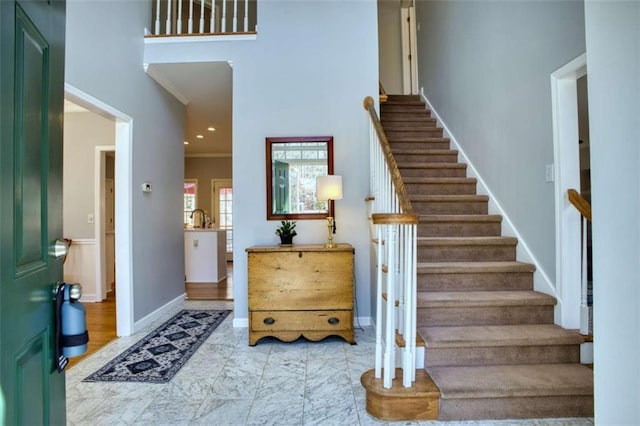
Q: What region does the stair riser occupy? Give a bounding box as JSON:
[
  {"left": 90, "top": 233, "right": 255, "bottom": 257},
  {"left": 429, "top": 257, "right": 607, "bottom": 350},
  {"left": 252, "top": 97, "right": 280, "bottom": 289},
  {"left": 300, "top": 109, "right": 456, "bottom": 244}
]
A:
[
  {"left": 383, "top": 120, "right": 437, "bottom": 128},
  {"left": 437, "top": 395, "right": 593, "bottom": 421},
  {"left": 382, "top": 112, "right": 432, "bottom": 120},
  {"left": 417, "top": 245, "right": 516, "bottom": 262},
  {"left": 395, "top": 151, "right": 456, "bottom": 161},
  {"left": 425, "top": 345, "right": 580, "bottom": 367},
  {"left": 418, "top": 221, "right": 501, "bottom": 237},
  {"left": 386, "top": 129, "right": 444, "bottom": 139},
  {"left": 417, "top": 306, "right": 554, "bottom": 326},
  {"left": 400, "top": 167, "right": 467, "bottom": 178},
  {"left": 412, "top": 201, "right": 488, "bottom": 215},
  {"left": 381, "top": 105, "right": 428, "bottom": 113},
  {"left": 388, "top": 139, "right": 450, "bottom": 151},
  {"left": 417, "top": 272, "right": 533, "bottom": 292},
  {"left": 406, "top": 182, "right": 476, "bottom": 196},
  {"left": 387, "top": 95, "right": 422, "bottom": 102}
]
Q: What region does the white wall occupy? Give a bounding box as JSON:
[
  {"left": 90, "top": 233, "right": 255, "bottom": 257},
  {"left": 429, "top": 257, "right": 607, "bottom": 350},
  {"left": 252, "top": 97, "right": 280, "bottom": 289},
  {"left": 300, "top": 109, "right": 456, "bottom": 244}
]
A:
[
  {"left": 65, "top": 1, "right": 186, "bottom": 322},
  {"left": 584, "top": 1, "right": 640, "bottom": 423},
  {"left": 145, "top": 0, "right": 379, "bottom": 323},
  {"left": 378, "top": 0, "right": 403, "bottom": 94},
  {"left": 414, "top": 0, "right": 585, "bottom": 289},
  {"left": 63, "top": 111, "right": 115, "bottom": 239}
]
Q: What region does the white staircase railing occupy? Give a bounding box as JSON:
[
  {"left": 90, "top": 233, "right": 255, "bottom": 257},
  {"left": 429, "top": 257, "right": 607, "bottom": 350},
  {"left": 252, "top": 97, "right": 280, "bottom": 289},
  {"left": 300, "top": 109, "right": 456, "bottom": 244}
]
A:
[
  {"left": 364, "top": 96, "right": 419, "bottom": 389},
  {"left": 151, "top": 0, "right": 256, "bottom": 36}
]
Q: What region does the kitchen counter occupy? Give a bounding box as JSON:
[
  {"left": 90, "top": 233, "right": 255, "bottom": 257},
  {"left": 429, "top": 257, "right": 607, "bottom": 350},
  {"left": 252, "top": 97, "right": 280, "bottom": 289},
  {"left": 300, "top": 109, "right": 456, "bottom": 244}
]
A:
[{"left": 184, "top": 229, "right": 227, "bottom": 283}]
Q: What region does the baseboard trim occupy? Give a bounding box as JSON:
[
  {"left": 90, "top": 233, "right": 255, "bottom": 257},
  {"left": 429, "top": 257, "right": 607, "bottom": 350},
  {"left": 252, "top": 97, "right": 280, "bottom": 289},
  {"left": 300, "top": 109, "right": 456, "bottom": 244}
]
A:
[
  {"left": 419, "top": 89, "right": 557, "bottom": 305},
  {"left": 133, "top": 293, "right": 186, "bottom": 333},
  {"left": 80, "top": 293, "right": 99, "bottom": 303},
  {"left": 355, "top": 316, "right": 372, "bottom": 327},
  {"left": 233, "top": 318, "right": 248, "bottom": 328}
]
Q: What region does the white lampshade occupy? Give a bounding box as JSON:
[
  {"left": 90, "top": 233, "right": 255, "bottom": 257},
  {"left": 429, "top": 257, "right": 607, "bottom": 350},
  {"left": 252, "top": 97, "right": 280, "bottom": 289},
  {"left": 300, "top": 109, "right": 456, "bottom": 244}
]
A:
[{"left": 316, "top": 175, "right": 343, "bottom": 201}]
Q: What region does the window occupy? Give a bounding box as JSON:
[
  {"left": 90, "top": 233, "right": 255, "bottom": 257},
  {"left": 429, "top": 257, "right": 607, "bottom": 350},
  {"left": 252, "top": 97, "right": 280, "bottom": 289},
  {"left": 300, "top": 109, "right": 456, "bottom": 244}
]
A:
[
  {"left": 212, "top": 179, "right": 233, "bottom": 258},
  {"left": 184, "top": 180, "right": 197, "bottom": 226}
]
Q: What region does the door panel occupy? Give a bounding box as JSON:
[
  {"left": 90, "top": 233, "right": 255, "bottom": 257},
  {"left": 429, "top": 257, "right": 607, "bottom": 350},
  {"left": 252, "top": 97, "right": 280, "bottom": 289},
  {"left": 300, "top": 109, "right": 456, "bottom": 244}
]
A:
[{"left": 1, "top": 1, "right": 66, "bottom": 424}]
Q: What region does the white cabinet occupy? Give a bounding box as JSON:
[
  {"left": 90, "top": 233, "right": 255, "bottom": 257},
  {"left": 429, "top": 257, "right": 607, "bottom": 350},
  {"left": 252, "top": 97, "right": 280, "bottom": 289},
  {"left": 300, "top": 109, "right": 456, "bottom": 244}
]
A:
[{"left": 184, "top": 229, "right": 227, "bottom": 283}]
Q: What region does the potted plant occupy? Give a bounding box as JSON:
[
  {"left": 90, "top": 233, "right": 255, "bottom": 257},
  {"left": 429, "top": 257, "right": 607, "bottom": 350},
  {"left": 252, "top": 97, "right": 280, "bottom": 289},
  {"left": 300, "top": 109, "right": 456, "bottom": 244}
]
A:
[{"left": 275, "top": 220, "right": 297, "bottom": 245}]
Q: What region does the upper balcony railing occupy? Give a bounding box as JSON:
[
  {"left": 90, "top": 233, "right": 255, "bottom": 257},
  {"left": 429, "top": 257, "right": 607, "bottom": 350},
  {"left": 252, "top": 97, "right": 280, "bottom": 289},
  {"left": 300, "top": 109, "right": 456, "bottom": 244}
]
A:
[{"left": 148, "top": 0, "right": 257, "bottom": 37}]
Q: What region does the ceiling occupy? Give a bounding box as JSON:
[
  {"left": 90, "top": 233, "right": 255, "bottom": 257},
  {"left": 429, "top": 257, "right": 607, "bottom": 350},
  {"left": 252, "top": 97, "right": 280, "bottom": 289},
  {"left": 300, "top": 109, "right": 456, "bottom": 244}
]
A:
[
  {"left": 146, "top": 62, "right": 233, "bottom": 157},
  {"left": 63, "top": 62, "right": 232, "bottom": 157}
]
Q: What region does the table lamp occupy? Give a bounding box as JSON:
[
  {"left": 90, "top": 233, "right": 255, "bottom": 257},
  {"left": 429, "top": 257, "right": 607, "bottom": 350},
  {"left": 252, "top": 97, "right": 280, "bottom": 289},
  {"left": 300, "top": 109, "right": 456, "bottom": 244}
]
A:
[{"left": 316, "top": 175, "right": 343, "bottom": 248}]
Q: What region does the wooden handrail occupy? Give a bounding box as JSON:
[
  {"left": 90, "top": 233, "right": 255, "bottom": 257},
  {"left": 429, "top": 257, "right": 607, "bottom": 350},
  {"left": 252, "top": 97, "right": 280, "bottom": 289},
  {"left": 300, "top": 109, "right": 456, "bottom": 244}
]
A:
[
  {"left": 568, "top": 189, "right": 592, "bottom": 221},
  {"left": 379, "top": 82, "right": 388, "bottom": 103},
  {"left": 363, "top": 96, "right": 414, "bottom": 215},
  {"left": 372, "top": 213, "right": 419, "bottom": 225}
]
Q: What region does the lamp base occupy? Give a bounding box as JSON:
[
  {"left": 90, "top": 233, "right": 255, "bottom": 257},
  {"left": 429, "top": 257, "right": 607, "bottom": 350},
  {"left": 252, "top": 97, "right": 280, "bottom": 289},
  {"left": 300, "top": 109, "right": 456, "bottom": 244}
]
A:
[{"left": 325, "top": 216, "right": 337, "bottom": 249}]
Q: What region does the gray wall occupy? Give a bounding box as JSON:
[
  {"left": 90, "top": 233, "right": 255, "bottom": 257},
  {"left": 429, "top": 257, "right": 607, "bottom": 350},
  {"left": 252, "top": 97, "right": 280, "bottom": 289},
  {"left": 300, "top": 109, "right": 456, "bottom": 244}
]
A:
[
  {"left": 584, "top": 1, "right": 640, "bottom": 422},
  {"left": 66, "top": 1, "right": 186, "bottom": 322},
  {"left": 184, "top": 156, "right": 233, "bottom": 215},
  {"left": 146, "top": 0, "right": 379, "bottom": 322},
  {"left": 378, "top": 0, "right": 403, "bottom": 94},
  {"left": 63, "top": 111, "right": 115, "bottom": 239},
  {"left": 414, "top": 0, "right": 585, "bottom": 287}
]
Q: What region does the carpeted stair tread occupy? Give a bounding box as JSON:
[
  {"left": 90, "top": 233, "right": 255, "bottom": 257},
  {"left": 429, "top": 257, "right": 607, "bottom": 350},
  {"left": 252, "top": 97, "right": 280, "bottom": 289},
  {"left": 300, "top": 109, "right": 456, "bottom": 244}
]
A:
[
  {"left": 420, "top": 215, "right": 501, "bottom": 223},
  {"left": 388, "top": 137, "right": 450, "bottom": 143},
  {"left": 404, "top": 177, "right": 477, "bottom": 184},
  {"left": 386, "top": 94, "right": 422, "bottom": 102},
  {"left": 417, "top": 236, "right": 518, "bottom": 246},
  {"left": 398, "top": 162, "right": 465, "bottom": 168},
  {"left": 427, "top": 364, "right": 593, "bottom": 399},
  {"left": 421, "top": 324, "right": 584, "bottom": 348},
  {"left": 417, "top": 291, "right": 556, "bottom": 308},
  {"left": 385, "top": 126, "right": 442, "bottom": 134},
  {"left": 411, "top": 194, "right": 489, "bottom": 202},
  {"left": 417, "top": 261, "right": 535, "bottom": 274},
  {"left": 382, "top": 100, "right": 425, "bottom": 106},
  {"left": 393, "top": 148, "right": 455, "bottom": 154}
]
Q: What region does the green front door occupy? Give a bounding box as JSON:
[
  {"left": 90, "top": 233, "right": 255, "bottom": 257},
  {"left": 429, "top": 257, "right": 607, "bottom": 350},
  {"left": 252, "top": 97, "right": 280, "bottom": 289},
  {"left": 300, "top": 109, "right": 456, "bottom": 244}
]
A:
[{"left": 1, "top": 1, "right": 66, "bottom": 424}]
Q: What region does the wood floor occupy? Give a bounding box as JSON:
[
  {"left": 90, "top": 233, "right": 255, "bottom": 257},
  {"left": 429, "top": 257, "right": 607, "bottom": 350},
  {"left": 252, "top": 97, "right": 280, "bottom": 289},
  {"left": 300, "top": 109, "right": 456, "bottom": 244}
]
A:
[
  {"left": 66, "top": 262, "right": 234, "bottom": 370},
  {"left": 186, "top": 262, "right": 234, "bottom": 300},
  {"left": 66, "top": 290, "right": 117, "bottom": 370}
]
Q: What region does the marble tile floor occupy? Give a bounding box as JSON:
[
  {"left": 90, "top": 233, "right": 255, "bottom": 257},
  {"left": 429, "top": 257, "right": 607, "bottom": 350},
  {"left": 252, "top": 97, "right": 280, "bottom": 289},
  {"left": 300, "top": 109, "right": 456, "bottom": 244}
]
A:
[{"left": 66, "top": 300, "right": 594, "bottom": 426}]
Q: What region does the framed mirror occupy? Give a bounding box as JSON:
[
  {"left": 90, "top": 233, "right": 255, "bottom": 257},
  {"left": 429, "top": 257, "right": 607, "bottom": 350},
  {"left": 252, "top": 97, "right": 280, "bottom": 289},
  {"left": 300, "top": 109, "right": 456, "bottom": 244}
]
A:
[{"left": 266, "top": 136, "right": 334, "bottom": 220}]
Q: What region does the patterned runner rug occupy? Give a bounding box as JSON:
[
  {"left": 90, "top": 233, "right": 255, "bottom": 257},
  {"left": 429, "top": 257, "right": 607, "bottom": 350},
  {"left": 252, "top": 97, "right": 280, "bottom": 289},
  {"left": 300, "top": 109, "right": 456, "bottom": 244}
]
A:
[{"left": 84, "top": 309, "right": 230, "bottom": 383}]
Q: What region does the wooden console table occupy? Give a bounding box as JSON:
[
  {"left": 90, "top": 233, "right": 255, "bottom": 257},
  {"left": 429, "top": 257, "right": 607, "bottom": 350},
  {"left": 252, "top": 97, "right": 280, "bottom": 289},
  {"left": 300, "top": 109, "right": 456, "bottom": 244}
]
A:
[{"left": 246, "top": 244, "right": 355, "bottom": 346}]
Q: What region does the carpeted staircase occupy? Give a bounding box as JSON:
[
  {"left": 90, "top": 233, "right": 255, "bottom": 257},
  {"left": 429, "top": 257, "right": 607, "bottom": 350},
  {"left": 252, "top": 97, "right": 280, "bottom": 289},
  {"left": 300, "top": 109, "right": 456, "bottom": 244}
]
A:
[{"left": 380, "top": 94, "right": 594, "bottom": 420}]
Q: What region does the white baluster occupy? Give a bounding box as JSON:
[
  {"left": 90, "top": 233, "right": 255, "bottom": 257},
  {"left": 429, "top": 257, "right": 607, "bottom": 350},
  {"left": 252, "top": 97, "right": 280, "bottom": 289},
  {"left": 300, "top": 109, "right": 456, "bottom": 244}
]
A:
[
  {"left": 177, "top": 0, "right": 183, "bottom": 34},
  {"left": 210, "top": 0, "right": 216, "bottom": 33},
  {"left": 221, "top": 0, "right": 227, "bottom": 32},
  {"left": 244, "top": 0, "right": 248, "bottom": 31},
  {"left": 384, "top": 226, "right": 397, "bottom": 389},
  {"left": 580, "top": 218, "right": 590, "bottom": 335},
  {"left": 165, "top": 0, "right": 172, "bottom": 35},
  {"left": 155, "top": 0, "right": 161, "bottom": 35},
  {"left": 199, "top": 0, "right": 205, "bottom": 33},
  {"left": 188, "top": 0, "right": 194, "bottom": 34},
  {"left": 375, "top": 225, "right": 383, "bottom": 379},
  {"left": 232, "top": 0, "right": 238, "bottom": 32}
]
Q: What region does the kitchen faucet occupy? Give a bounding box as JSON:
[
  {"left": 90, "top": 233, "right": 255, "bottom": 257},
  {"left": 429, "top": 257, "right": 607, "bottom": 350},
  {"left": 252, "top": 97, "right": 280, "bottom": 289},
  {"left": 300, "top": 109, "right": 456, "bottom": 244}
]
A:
[{"left": 190, "top": 209, "right": 206, "bottom": 228}]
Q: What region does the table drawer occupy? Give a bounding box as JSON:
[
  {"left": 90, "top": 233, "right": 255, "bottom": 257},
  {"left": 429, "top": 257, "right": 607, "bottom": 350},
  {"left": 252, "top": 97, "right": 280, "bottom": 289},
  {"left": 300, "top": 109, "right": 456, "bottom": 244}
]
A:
[{"left": 250, "top": 310, "right": 352, "bottom": 332}]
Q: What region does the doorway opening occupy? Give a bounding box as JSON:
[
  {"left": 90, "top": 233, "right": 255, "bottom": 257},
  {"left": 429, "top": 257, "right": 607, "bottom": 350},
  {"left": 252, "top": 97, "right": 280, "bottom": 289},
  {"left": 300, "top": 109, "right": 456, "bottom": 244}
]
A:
[
  {"left": 64, "top": 83, "right": 135, "bottom": 338},
  {"left": 550, "top": 54, "right": 590, "bottom": 332}
]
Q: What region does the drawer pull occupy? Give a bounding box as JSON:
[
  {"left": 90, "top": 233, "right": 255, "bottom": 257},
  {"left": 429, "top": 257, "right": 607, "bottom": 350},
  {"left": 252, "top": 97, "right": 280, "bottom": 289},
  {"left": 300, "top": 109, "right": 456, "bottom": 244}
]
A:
[
  {"left": 263, "top": 317, "right": 276, "bottom": 325},
  {"left": 327, "top": 317, "right": 340, "bottom": 325}
]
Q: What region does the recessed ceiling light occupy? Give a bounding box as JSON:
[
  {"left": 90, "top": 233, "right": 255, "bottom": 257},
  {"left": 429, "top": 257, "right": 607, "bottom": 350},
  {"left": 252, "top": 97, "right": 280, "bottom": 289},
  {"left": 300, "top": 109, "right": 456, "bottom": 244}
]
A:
[
  {"left": 207, "top": 127, "right": 216, "bottom": 132},
  {"left": 184, "top": 141, "right": 189, "bottom": 145},
  {"left": 196, "top": 135, "right": 204, "bottom": 139}
]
